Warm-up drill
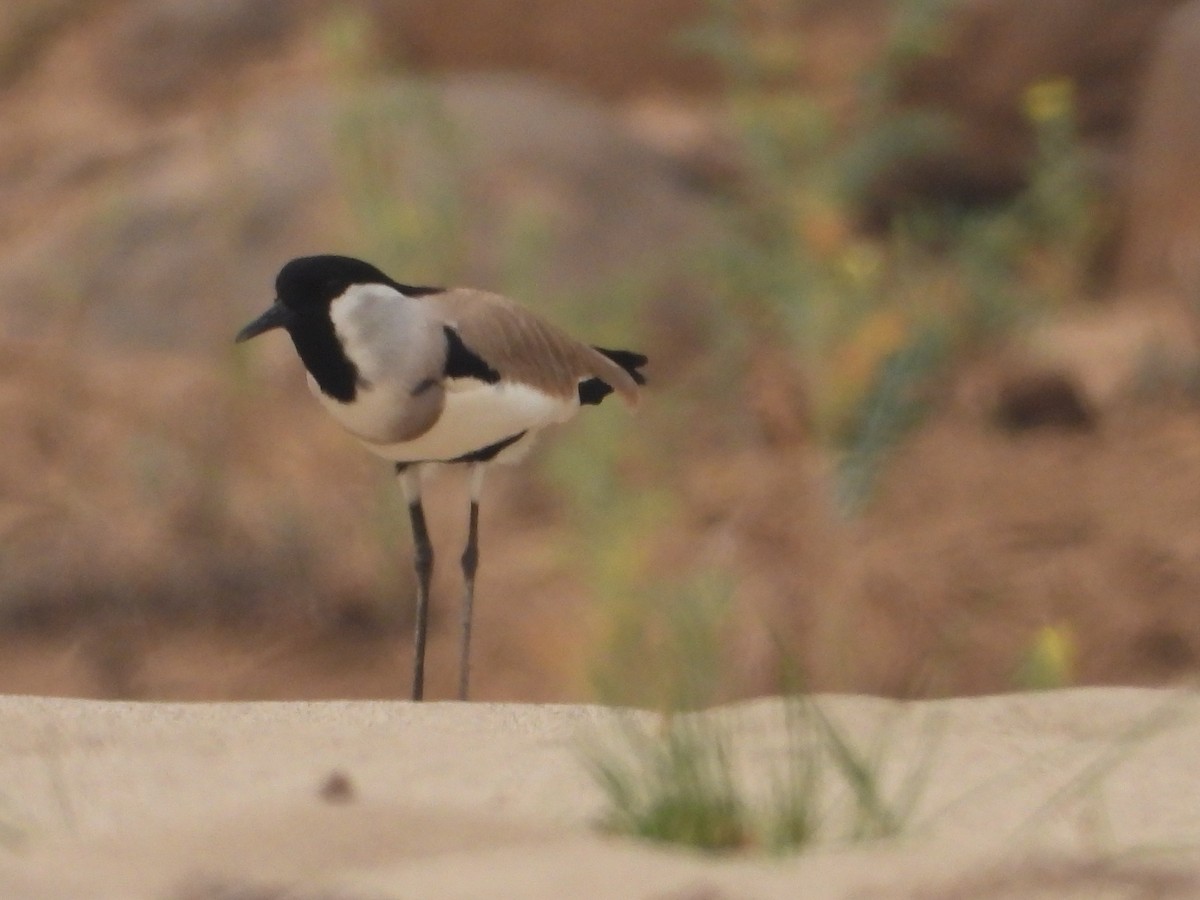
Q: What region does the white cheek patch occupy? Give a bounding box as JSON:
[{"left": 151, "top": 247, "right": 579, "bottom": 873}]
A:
[
  {"left": 328, "top": 283, "right": 442, "bottom": 389},
  {"left": 328, "top": 285, "right": 387, "bottom": 377}
]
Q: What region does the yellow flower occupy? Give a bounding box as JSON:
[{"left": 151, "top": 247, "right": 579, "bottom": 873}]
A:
[
  {"left": 1023, "top": 78, "right": 1074, "bottom": 124},
  {"left": 1018, "top": 623, "right": 1078, "bottom": 689},
  {"left": 839, "top": 242, "right": 883, "bottom": 289}
]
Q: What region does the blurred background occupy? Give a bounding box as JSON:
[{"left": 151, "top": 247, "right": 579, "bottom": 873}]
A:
[{"left": 3, "top": 0, "right": 1200, "bottom": 704}]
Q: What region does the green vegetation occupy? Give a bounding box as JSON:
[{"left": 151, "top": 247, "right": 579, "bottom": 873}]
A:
[
  {"left": 583, "top": 0, "right": 1111, "bottom": 855},
  {"left": 584, "top": 693, "right": 942, "bottom": 854},
  {"left": 684, "top": 0, "right": 1102, "bottom": 513},
  {"left": 583, "top": 564, "right": 938, "bottom": 854},
  {"left": 587, "top": 712, "right": 748, "bottom": 851},
  {"left": 586, "top": 639, "right": 1196, "bottom": 857}
]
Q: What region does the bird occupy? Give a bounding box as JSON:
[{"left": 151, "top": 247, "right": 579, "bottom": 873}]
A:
[{"left": 235, "top": 254, "right": 646, "bottom": 701}]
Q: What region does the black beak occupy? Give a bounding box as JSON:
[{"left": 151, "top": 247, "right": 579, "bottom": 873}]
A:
[{"left": 235, "top": 301, "right": 291, "bottom": 343}]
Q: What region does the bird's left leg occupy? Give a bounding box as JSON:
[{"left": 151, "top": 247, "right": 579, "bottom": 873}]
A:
[
  {"left": 398, "top": 463, "right": 433, "bottom": 702},
  {"left": 458, "top": 463, "right": 485, "bottom": 701}
]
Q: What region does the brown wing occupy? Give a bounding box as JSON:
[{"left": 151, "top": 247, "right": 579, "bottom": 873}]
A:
[{"left": 424, "top": 289, "right": 641, "bottom": 405}]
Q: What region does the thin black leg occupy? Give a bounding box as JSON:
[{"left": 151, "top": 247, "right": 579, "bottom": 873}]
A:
[
  {"left": 458, "top": 498, "right": 480, "bottom": 701},
  {"left": 458, "top": 464, "right": 486, "bottom": 701},
  {"left": 399, "top": 464, "right": 433, "bottom": 702},
  {"left": 408, "top": 499, "right": 433, "bottom": 701}
]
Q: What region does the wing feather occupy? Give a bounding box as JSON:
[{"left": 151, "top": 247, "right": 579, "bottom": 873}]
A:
[{"left": 424, "top": 289, "right": 642, "bottom": 405}]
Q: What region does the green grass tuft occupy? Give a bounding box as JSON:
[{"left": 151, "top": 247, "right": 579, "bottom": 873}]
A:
[
  {"left": 589, "top": 714, "right": 749, "bottom": 851},
  {"left": 584, "top": 695, "right": 940, "bottom": 854}
]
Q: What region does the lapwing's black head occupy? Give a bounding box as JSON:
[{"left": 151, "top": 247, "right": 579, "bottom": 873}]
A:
[
  {"left": 235, "top": 255, "right": 445, "bottom": 403},
  {"left": 235, "top": 255, "right": 399, "bottom": 403},
  {"left": 235, "top": 255, "right": 393, "bottom": 344},
  {"left": 276, "top": 255, "right": 394, "bottom": 313}
]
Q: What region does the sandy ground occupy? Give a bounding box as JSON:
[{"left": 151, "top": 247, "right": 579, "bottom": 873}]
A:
[{"left": 0, "top": 689, "right": 1198, "bottom": 899}]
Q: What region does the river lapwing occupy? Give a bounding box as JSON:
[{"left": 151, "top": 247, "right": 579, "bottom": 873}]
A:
[{"left": 236, "top": 255, "right": 646, "bottom": 701}]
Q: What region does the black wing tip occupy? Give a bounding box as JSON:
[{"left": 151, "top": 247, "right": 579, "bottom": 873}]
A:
[
  {"left": 594, "top": 347, "right": 648, "bottom": 385},
  {"left": 579, "top": 346, "right": 648, "bottom": 405},
  {"left": 578, "top": 378, "right": 614, "bottom": 406}
]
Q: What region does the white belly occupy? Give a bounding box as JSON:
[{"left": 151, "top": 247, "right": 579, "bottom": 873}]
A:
[{"left": 320, "top": 377, "right": 579, "bottom": 464}]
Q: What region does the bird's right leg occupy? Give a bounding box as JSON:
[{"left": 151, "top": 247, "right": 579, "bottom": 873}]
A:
[{"left": 398, "top": 464, "right": 433, "bottom": 701}]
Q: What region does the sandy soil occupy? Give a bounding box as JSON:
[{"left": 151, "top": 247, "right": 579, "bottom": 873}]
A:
[{"left": 1, "top": 689, "right": 1198, "bottom": 898}]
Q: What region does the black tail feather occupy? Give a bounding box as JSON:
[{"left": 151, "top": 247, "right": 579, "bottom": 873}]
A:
[
  {"left": 578, "top": 347, "right": 648, "bottom": 406},
  {"left": 595, "top": 347, "right": 647, "bottom": 384}
]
